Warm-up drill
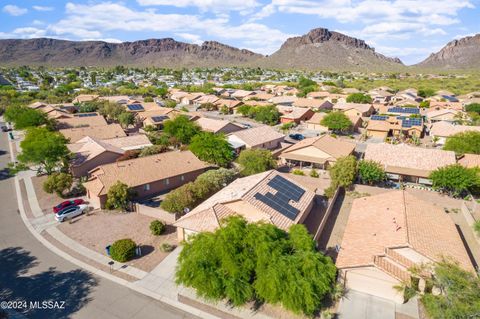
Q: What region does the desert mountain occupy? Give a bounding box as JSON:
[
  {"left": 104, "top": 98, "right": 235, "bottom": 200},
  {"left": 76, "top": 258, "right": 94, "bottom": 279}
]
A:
[
  {"left": 0, "top": 28, "right": 404, "bottom": 70},
  {"left": 0, "top": 38, "right": 263, "bottom": 67},
  {"left": 416, "top": 34, "right": 480, "bottom": 70},
  {"left": 262, "top": 28, "right": 404, "bottom": 71}
]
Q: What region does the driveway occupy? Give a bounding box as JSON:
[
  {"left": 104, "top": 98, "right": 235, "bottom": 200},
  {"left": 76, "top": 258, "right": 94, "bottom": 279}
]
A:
[{"left": 338, "top": 290, "right": 419, "bottom": 319}]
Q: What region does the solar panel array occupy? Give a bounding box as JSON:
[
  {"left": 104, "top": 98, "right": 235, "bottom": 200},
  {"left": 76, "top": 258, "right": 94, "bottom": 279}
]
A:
[
  {"left": 127, "top": 104, "right": 144, "bottom": 111},
  {"left": 253, "top": 175, "right": 305, "bottom": 220},
  {"left": 75, "top": 113, "right": 98, "bottom": 117},
  {"left": 387, "top": 107, "right": 420, "bottom": 114},
  {"left": 371, "top": 115, "right": 388, "bottom": 121},
  {"left": 151, "top": 116, "right": 169, "bottom": 122},
  {"left": 397, "top": 116, "right": 422, "bottom": 128}
]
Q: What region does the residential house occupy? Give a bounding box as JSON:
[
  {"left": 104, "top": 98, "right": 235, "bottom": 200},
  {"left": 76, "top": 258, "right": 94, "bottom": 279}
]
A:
[
  {"left": 180, "top": 93, "right": 204, "bottom": 105},
  {"left": 193, "top": 95, "right": 219, "bottom": 108},
  {"left": 73, "top": 94, "right": 99, "bottom": 104},
  {"left": 306, "top": 91, "right": 331, "bottom": 99},
  {"left": 194, "top": 117, "right": 244, "bottom": 134},
  {"left": 67, "top": 137, "right": 125, "bottom": 177},
  {"left": 56, "top": 113, "right": 107, "bottom": 129},
  {"left": 429, "top": 121, "right": 480, "bottom": 146},
  {"left": 293, "top": 98, "right": 333, "bottom": 110},
  {"left": 245, "top": 91, "right": 275, "bottom": 102},
  {"left": 174, "top": 170, "right": 318, "bottom": 240},
  {"left": 269, "top": 95, "right": 298, "bottom": 106},
  {"left": 59, "top": 124, "right": 126, "bottom": 143},
  {"left": 228, "top": 126, "right": 285, "bottom": 152},
  {"left": 279, "top": 135, "right": 355, "bottom": 169},
  {"left": 99, "top": 95, "right": 130, "bottom": 105},
  {"left": 364, "top": 143, "right": 456, "bottom": 184},
  {"left": 425, "top": 109, "right": 460, "bottom": 123},
  {"left": 428, "top": 101, "right": 463, "bottom": 111},
  {"left": 214, "top": 99, "right": 243, "bottom": 113},
  {"left": 366, "top": 115, "right": 423, "bottom": 139},
  {"left": 84, "top": 150, "right": 210, "bottom": 209},
  {"left": 333, "top": 103, "right": 374, "bottom": 117},
  {"left": 337, "top": 190, "right": 474, "bottom": 303},
  {"left": 385, "top": 106, "right": 421, "bottom": 116},
  {"left": 102, "top": 134, "right": 152, "bottom": 151},
  {"left": 279, "top": 107, "right": 315, "bottom": 124},
  {"left": 368, "top": 89, "right": 393, "bottom": 104},
  {"left": 458, "top": 154, "right": 480, "bottom": 168},
  {"left": 231, "top": 90, "right": 254, "bottom": 100}
]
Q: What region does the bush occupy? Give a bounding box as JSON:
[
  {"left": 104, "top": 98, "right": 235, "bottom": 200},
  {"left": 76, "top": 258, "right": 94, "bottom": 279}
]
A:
[
  {"left": 329, "top": 155, "right": 357, "bottom": 188},
  {"left": 150, "top": 220, "right": 166, "bottom": 236},
  {"left": 474, "top": 220, "right": 480, "bottom": 236},
  {"left": 346, "top": 93, "right": 372, "bottom": 104},
  {"left": 292, "top": 169, "right": 305, "bottom": 176},
  {"left": 324, "top": 185, "right": 336, "bottom": 198},
  {"left": 310, "top": 169, "right": 319, "bottom": 178},
  {"left": 105, "top": 181, "right": 133, "bottom": 211},
  {"left": 160, "top": 243, "right": 175, "bottom": 252},
  {"left": 43, "top": 172, "right": 73, "bottom": 197},
  {"left": 320, "top": 112, "right": 352, "bottom": 133},
  {"left": 237, "top": 149, "right": 277, "bottom": 176},
  {"left": 110, "top": 238, "right": 136, "bottom": 262},
  {"left": 358, "top": 160, "right": 386, "bottom": 185}
]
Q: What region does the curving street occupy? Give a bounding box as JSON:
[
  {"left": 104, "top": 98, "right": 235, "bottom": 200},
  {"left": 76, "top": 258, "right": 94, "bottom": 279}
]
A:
[{"left": 0, "top": 129, "right": 198, "bottom": 319}]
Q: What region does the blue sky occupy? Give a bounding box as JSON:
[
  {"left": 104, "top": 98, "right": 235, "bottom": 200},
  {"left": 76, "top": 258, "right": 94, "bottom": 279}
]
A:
[{"left": 1, "top": 0, "right": 479, "bottom": 65}]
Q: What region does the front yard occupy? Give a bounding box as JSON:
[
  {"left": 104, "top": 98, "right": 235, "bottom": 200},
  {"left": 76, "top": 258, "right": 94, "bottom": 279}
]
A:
[{"left": 57, "top": 210, "right": 178, "bottom": 272}]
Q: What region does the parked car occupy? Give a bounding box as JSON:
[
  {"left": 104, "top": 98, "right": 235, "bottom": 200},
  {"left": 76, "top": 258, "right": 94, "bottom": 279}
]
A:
[
  {"left": 55, "top": 204, "right": 88, "bottom": 222},
  {"left": 53, "top": 199, "right": 85, "bottom": 213},
  {"left": 242, "top": 123, "right": 253, "bottom": 129},
  {"left": 1, "top": 126, "right": 11, "bottom": 132},
  {"left": 289, "top": 133, "right": 305, "bottom": 140}
]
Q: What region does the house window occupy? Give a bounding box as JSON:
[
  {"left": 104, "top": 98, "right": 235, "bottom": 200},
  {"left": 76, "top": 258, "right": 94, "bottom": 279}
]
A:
[
  {"left": 165, "top": 178, "right": 170, "bottom": 185},
  {"left": 144, "top": 184, "right": 150, "bottom": 191},
  {"left": 181, "top": 175, "right": 185, "bottom": 181}
]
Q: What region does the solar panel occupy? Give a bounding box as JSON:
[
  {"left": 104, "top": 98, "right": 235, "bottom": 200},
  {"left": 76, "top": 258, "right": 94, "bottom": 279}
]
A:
[
  {"left": 388, "top": 107, "right": 420, "bottom": 114},
  {"left": 371, "top": 115, "right": 388, "bottom": 121},
  {"left": 151, "top": 116, "right": 169, "bottom": 122},
  {"left": 253, "top": 175, "right": 306, "bottom": 221},
  {"left": 75, "top": 113, "right": 98, "bottom": 117},
  {"left": 127, "top": 104, "right": 144, "bottom": 111}
]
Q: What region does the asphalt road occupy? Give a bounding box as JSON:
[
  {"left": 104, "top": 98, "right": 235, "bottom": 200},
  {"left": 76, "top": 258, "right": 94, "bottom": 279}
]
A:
[{"left": 0, "top": 131, "right": 198, "bottom": 319}]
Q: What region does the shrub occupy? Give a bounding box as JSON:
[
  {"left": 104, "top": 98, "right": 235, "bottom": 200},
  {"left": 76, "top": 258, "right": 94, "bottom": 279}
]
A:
[
  {"left": 320, "top": 112, "right": 352, "bottom": 133},
  {"left": 329, "top": 155, "right": 357, "bottom": 189},
  {"left": 105, "top": 181, "right": 133, "bottom": 211},
  {"left": 237, "top": 149, "right": 276, "bottom": 176},
  {"left": 160, "top": 243, "right": 175, "bottom": 252},
  {"left": 43, "top": 172, "right": 73, "bottom": 197},
  {"left": 474, "top": 220, "right": 480, "bottom": 236},
  {"left": 324, "top": 185, "right": 336, "bottom": 198},
  {"left": 310, "top": 169, "right": 319, "bottom": 178},
  {"left": 358, "top": 160, "right": 386, "bottom": 185},
  {"left": 292, "top": 169, "right": 305, "bottom": 176},
  {"left": 110, "top": 238, "right": 136, "bottom": 262},
  {"left": 150, "top": 220, "right": 166, "bottom": 236},
  {"left": 346, "top": 93, "right": 372, "bottom": 104}
]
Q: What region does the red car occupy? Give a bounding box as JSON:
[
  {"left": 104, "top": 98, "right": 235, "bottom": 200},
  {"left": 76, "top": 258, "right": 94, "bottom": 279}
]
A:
[{"left": 53, "top": 199, "right": 85, "bottom": 213}]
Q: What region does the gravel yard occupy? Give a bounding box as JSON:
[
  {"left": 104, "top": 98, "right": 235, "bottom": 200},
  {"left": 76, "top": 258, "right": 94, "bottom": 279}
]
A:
[
  {"left": 32, "top": 175, "right": 64, "bottom": 214},
  {"left": 57, "top": 210, "right": 178, "bottom": 272}
]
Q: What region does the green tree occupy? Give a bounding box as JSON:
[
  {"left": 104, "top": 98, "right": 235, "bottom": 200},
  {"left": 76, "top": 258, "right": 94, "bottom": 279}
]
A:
[
  {"left": 358, "top": 160, "right": 386, "bottom": 185},
  {"left": 176, "top": 216, "right": 337, "bottom": 316},
  {"left": 236, "top": 104, "right": 253, "bottom": 117},
  {"left": 43, "top": 172, "right": 73, "bottom": 198},
  {"left": 297, "top": 77, "right": 318, "bottom": 97},
  {"left": 346, "top": 93, "right": 372, "bottom": 104},
  {"left": 164, "top": 99, "right": 177, "bottom": 108},
  {"left": 98, "top": 102, "right": 124, "bottom": 121},
  {"left": 17, "top": 127, "right": 70, "bottom": 175},
  {"left": 105, "top": 181, "right": 133, "bottom": 211},
  {"left": 429, "top": 164, "right": 479, "bottom": 196},
  {"left": 443, "top": 131, "right": 480, "bottom": 155},
  {"left": 420, "top": 259, "right": 480, "bottom": 319},
  {"left": 237, "top": 149, "right": 277, "bottom": 176},
  {"left": 320, "top": 112, "right": 352, "bottom": 132},
  {"left": 329, "top": 155, "right": 357, "bottom": 189},
  {"left": 118, "top": 112, "right": 135, "bottom": 128},
  {"left": 192, "top": 168, "right": 236, "bottom": 199},
  {"left": 417, "top": 88, "right": 436, "bottom": 98},
  {"left": 160, "top": 182, "right": 197, "bottom": 213},
  {"left": 254, "top": 105, "right": 280, "bottom": 125},
  {"left": 465, "top": 103, "right": 480, "bottom": 114},
  {"left": 4, "top": 105, "right": 49, "bottom": 129},
  {"left": 189, "top": 132, "right": 233, "bottom": 167},
  {"left": 163, "top": 115, "right": 201, "bottom": 144}
]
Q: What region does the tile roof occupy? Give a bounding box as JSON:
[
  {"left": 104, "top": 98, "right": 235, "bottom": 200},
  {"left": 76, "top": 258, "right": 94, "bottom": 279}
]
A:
[
  {"left": 67, "top": 136, "right": 124, "bottom": 166},
  {"left": 228, "top": 125, "right": 284, "bottom": 148},
  {"left": 336, "top": 191, "right": 474, "bottom": 272},
  {"left": 364, "top": 143, "right": 456, "bottom": 176},
  {"left": 214, "top": 99, "right": 243, "bottom": 109},
  {"left": 426, "top": 109, "right": 459, "bottom": 119},
  {"left": 101, "top": 134, "right": 152, "bottom": 151},
  {"left": 195, "top": 117, "right": 243, "bottom": 133},
  {"left": 84, "top": 150, "right": 210, "bottom": 196},
  {"left": 281, "top": 135, "right": 355, "bottom": 159},
  {"left": 279, "top": 107, "right": 314, "bottom": 120},
  {"left": 56, "top": 114, "right": 107, "bottom": 129},
  {"left": 59, "top": 124, "right": 126, "bottom": 143},
  {"left": 334, "top": 103, "right": 373, "bottom": 114},
  {"left": 292, "top": 98, "right": 330, "bottom": 108},
  {"left": 174, "top": 170, "right": 316, "bottom": 232},
  {"left": 430, "top": 121, "right": 480, "bottom": 138},
  {"left": 458, "top": 154, "right": 480, "bottom": 168}
]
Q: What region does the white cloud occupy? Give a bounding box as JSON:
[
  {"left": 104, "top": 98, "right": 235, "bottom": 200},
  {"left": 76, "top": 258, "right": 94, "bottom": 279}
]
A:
[
  {"left": 2, "top": 4, "right": 28, "bottom": 16},
  {"left": 176, "top": 33, "right": 204, "bottom": 45},
  {"left": 33, "top": 5, "right": 54, "bottom": 12},
  {"left": 0, "top": 27, "right": 47, "bottom": 39},
  {"left": 42, "top": 2, "right": 293, "bottom": 54},
  {"left": 137, "top": 0, "right": 260, "bottom": 11}
]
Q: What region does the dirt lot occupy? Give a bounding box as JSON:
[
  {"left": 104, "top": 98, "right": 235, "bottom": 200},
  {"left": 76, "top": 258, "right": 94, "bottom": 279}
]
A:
[{"left": 58, "top": 210, "right": 178, "bottom": 272}]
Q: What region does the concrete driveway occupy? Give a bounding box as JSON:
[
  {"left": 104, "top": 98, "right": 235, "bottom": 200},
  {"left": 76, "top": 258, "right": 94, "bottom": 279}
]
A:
[{"left": 337, "top": 290, "right": 419, "bottom": 319}]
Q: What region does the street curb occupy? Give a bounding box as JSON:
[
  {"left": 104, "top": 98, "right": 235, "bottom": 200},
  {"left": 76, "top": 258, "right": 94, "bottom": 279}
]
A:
[{"left": 7, "top": 138, "right": 219, "bottom": 319}]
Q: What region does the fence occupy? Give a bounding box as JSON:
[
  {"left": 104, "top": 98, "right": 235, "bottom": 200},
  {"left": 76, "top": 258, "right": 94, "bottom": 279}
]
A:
[{"left": 134, "top": 203, "right": 179, "bottom": 224}]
